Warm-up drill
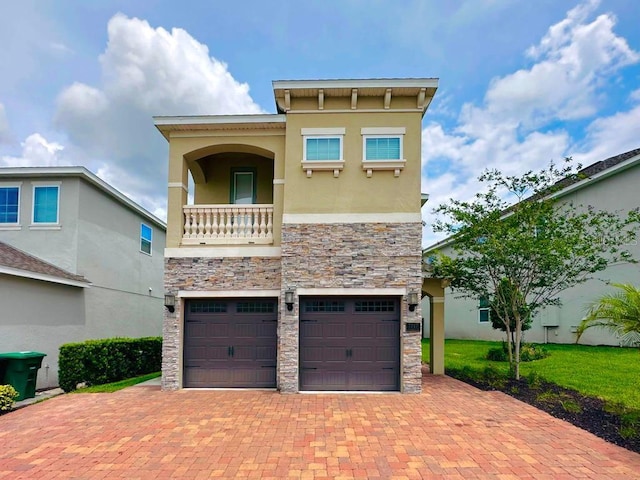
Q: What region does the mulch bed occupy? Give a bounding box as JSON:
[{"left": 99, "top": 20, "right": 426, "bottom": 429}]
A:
[{"left": 448, "top": 371, "right": 640, "bottom": 455}]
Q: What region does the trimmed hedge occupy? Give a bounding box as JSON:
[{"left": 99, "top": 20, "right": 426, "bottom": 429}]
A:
[{"left": 58, "top": 337, "right": 162, "bottom": 392}]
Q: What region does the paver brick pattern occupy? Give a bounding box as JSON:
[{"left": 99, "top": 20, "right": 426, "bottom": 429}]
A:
[{"left": 1, "top": 375, "right": 639, "bottom": 479}]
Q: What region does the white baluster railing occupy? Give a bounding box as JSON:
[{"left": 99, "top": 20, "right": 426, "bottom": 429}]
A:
[{"left": 182, "top": 205, "right": 274, "bottom": 245}]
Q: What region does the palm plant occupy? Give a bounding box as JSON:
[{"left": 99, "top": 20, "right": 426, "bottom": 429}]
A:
[{"left": 576, "top": 283, "right": 640, "bottom": 347}]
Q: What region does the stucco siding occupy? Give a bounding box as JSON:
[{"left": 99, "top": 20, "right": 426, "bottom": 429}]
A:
[
  {"left": 428, "top": 162, "right": 640, "bottom": 346},
  {"left": 0, "top": 275, "right": 86, "bottom": 389}
]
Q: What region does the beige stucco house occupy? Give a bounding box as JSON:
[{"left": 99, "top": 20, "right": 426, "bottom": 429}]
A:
[
  {"left": 422, "top": 147, "right": 640, "bottom": 347},
  {"left": 156, "top": 78, "right": 441, "bottom": 393},
  {"left": 0, "top": 167, "right": 166, "bottom": 388}
]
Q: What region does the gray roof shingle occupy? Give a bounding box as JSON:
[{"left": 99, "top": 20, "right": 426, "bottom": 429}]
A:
[{"left": 0, "top": 241, "right": 89, "bottom": 284}]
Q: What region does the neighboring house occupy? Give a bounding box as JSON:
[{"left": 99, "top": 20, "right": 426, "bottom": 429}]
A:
[
  {"left": 422, "top": 148, "right": 640, "bottom": 346},
  {"left": 0, "top": 167, "right": 166, "bottom": 388},
  {"left": 155, "top": 78, "right": 439, "bottom": 393}
]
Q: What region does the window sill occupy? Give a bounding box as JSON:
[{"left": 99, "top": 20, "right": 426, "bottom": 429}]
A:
[
  {"left": 29, "top": 224, "right": 62, "bottom": 230},
  {"left": 301, "top": 160, "right": 345, "bottom": 178},
  {"left": 362, "top": 159, "right": 406, "bottom": 177},
  {"left": 0, "top": 225, "right": 21, "bottom": 231}
]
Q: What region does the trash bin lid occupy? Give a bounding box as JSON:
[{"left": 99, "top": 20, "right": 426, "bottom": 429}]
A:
[{"left": 0, "top": 351, "right": 47, "bottom": 359}]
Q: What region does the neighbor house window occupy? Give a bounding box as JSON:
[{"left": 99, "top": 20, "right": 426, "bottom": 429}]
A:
[
  {"left": 360, "top": 127, "right": 406, "bottom": 177},
  {"left": 300, "top": 128, "right": 346, "bottom": 177},
  {"left": 479, "top": 297, "right": 491, "bottom": 323},
  {"left": 0, "top": 186, "right": 20, "bottom": 224},
  {"left": 140, "top": 224, "right": 152, "bottom": 255},
  {"left": 32, "top": 185, "right": 59, "bottom": 224}
]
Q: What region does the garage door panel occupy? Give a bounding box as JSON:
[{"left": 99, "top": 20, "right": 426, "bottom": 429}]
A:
[
  {"left": 255, "top": 346, "right": 277, "bottom": 361},
  {"left": 300, "top": 297, "right": 400, "bottom": 391},
  {"left": 184, "top": 299, "right": 277, "bottom": 388},
  {"left": 375, "top": 346, "right": 399, "bottom": 363}
]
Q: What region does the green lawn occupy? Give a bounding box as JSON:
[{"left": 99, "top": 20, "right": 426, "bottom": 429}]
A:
[
  {"left": 72, "top": 372, "right": 161, "bottom": 393},
  {"left": 422, "top": 339, "right": 640, "bottom": 409}
]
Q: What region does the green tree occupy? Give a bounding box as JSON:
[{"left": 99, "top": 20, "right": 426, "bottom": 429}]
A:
[
  {"left": 490, "top": 278, "right": 532, "bottom": 349},
  {"left": 429, "top": 160, "right": 640, "bottom": 379},
  {"left": 576, "top": 283, "right": 640, "bottom": 347}
]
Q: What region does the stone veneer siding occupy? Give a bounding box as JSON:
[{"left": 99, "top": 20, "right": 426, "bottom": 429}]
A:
[
  {"left": 279, "top": 222, "right": 423, "bottom": 394},
  {"left": 162, "top": 256, "right": 281, "bottom": 390}
]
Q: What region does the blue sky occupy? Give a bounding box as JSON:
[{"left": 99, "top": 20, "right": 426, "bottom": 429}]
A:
[{"left": 0, "top": 0, "right": 638, "bottom": 246}]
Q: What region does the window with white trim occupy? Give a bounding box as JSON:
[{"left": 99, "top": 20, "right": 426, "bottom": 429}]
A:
[
  {"left": 0, "top": 185, "right": 20, "bottom": 224},
  {"left": 301, "top": 127, "right": 345, "bottom": 177},
  {"left": 305, "top": 137, "right": 342, "bottom": 161},
  {"left": 478, "top": 296, "right": 491, "bottom": 323},
  {"left": 140, "top": 223, "right": 152, "bottom": 255},
  {"left": 32, "top": 185, "right": 59, "bottom": 224},
  {"left": 361, "top": 127, "right": 406, "bottom": 177},
  {"left": 364, "top": 136, "right": 402, "bottom": 161}
]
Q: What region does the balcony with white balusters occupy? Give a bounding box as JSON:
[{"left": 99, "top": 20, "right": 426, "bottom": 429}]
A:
[{"left": 182, "top": 204, "right": 274, "bottom": 245}]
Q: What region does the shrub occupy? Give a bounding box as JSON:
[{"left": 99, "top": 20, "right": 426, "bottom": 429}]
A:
[
  {"left": 0, "top": 384, "right": 18, "bottom": 413},
  {"left": 487, "top": 346, "right": 509, "bottom": 362},
  {"left": 486, "top": 342, "right": 548, "bottom": 362},
  {"left": 58, "top": 337, "right": 162, "bottom": 392}
]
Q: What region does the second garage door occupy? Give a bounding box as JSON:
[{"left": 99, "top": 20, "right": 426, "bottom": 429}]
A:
[
  {"left": 183, "top": 298, "right": 277, "bottom": 388},
  {"left": 300, "top": 297, "right": 400, "bottom": 391}
]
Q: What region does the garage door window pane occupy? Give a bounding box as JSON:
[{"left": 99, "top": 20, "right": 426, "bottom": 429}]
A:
[
  {"left": 189, "top": 301, "right": 227, "bottom": 313},
  {"left": 304, "top": 301, "right": 345, "bottom": 312},
  {"left": 237, "top": 301, "right": 276, "bottom": 313},
  {"left": 355, "top": 300, "right": 396, "bottom": 312}
]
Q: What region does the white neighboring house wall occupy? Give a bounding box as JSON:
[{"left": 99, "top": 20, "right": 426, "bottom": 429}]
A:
[
  {"left": 0, "top": 167, "right": 166, "bottom": 388},
  {"left": 423, "top": 149, "right": 640, "bottom": 346}
]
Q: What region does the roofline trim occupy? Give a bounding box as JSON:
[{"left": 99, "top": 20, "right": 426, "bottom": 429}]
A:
[
  {"left": 272, "top": 78, "right": 439, "bottom": 90},
  {"left": 0, "top": 166, "right": 166, "bottom": 230},
  {"left": 153, "top": 114, "right": 286, "bottom": 126},
  {"left": 0, "top": 265, "right": 91, "bottom": 288}
]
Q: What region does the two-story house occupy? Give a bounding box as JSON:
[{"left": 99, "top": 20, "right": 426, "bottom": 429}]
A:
[
  {"left": 0, "top": 167, "right": 166, "bottom": 388},
  {"left": 156, "top": 78, "right": 438, "bottom": 393}
]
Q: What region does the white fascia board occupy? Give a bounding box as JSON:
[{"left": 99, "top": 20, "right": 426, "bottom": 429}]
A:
[
  {"left": 0, "top": 265, "right": 91, "bottom": 288},
  {"left": 273, "top": 78, "right": 439, "bottom": 90},
  {"left": 0, "top": 166, "right": 166, "bottom": 231},
  {"left": 422, "top": 152, "right": 640, "bottom": 254},
  {"left": 153, "top": 114, "right": 286, "bottom": 126}
]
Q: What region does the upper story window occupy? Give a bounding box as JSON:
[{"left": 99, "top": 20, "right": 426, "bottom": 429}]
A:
[
  {"left": 365, "top": 137, "right": 402, "bottom": 161},
  {"left": 361, "top": 127, "right": 406, "bottom": 177},
  {"left": 305, "top": 137, "right": 341, "bottom": 161},
  {"left": 0, "top": 185, "right": 20, "bottom": 225},
  {"left": 301, "top": 127, "right": 345, "bottom": 178},
  {"left": 140, "top": 223, "right": 152, "bottom": 255},
  {"left": 32, "top": 185, "right": 60, "bottom": 224}
]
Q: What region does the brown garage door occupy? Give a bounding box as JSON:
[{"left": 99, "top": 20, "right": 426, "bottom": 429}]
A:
[
  {"left": 300, "top": 297, "right": 400, "bottom": 391},
  {"left": 184, "top": 298, "right": 277, "bottom": 388}
]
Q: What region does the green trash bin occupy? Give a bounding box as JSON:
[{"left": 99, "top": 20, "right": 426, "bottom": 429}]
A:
[{"left": 0, "top": 352, "right": 47, "bottom": 401}]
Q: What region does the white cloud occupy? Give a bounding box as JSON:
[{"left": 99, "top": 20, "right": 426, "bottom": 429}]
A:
[
  {"left": 422, "top": 1, "right": 639, "bottom": 247},
  {"left": 54, "top": 13, "right": 262, "bottom": 218},
  {"left": 0, "top": 133, "right": 67, "bottom": 167},
  {"left": 574, "top": 103, "right": 640, "bottom": 165}
]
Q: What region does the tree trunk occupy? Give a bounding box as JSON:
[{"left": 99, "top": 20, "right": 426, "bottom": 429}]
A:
[{"left": 514, "top": 314, "right": 522, "bottom": 380}]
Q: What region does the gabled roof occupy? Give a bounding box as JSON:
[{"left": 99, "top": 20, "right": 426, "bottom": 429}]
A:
[
  {"left": 0, "top": 241, "right": 90, "bottom": 288},
  {"left": 423, "top": 147, "right": 640, "bottom": 253},
  {"left": 0, "top": 166, "right": 166, "bottom": 231}
]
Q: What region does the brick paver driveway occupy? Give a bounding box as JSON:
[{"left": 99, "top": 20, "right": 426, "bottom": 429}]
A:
[{"left": 1, "top": 375, "right": 639, "bottom": 479}]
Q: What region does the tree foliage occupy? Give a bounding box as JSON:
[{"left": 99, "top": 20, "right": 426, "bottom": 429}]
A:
[
  {"left": 429, "top": 159, "right": 640, "bottom": 379},
  {"left": 576, "top": 283, "right": 640, "bottom": 347}
]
